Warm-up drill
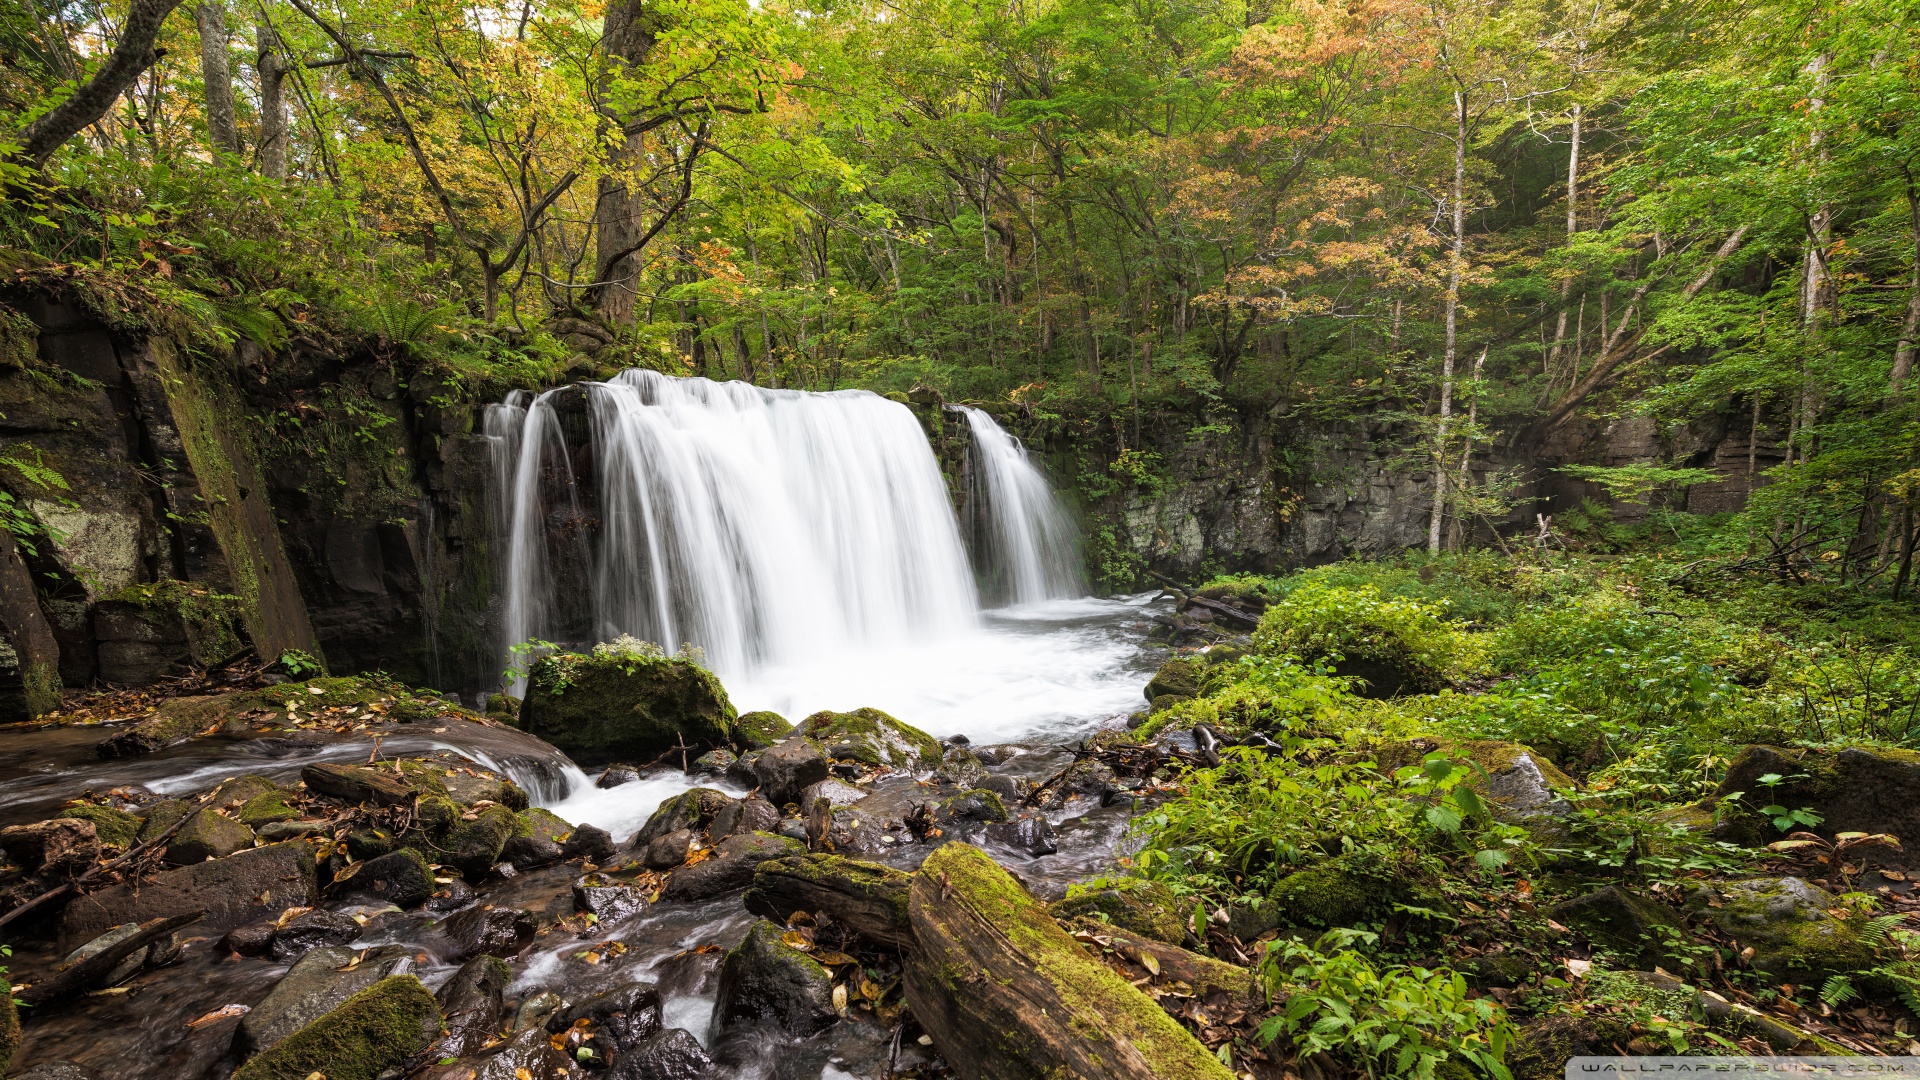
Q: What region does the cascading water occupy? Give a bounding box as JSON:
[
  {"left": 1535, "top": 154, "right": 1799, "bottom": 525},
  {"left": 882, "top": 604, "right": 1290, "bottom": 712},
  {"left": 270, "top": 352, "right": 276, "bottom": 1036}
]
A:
[{"left": 955, "top": 406, "right": 1085, "bottom": 606}]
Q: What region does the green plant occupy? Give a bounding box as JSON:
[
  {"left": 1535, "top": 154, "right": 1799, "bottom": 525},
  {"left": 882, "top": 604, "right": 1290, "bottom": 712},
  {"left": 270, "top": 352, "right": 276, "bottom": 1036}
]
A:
[
  {"left": 277, "top": 650, "right": 325, "bottom": 679},
  {"left": 1253, "top": 581, "right": 1466, "bottom": 693}
]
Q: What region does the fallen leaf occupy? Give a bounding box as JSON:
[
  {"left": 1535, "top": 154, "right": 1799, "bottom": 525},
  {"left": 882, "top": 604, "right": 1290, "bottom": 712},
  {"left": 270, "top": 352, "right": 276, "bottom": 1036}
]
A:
[
  {"left": 188, "top": 1004, "right": 251, "bottom": 1027},
  {"left": 1565, "top": 958, "right": 1592, "bottom": 978}
]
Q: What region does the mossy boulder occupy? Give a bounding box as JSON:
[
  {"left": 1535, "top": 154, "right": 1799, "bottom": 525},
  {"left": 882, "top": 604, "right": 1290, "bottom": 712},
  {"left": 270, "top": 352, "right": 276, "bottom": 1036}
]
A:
[
  {"left": 1144, "top": 655, "right": 1204, "bottom": 709},
  {"left": 446, "top": 806, "right": 518, "bottom": 880},
  {"left": 736, "top": 710, "right": 794, "bottom": 750},
  {"left": 1696, "top": 876, "right": 1881, "bottom": 983},
  {"left": 237, "top": 791, "right": 300, "bottom": 828},
  {"left": 518, "top": 807, "right": 573, "bottom": 845},
  {"left": 519, "top": 651, "right": 738, "bottom": 766},
  {"left": 57, "top": 803, "right": 140, "bottom": 851},
  {"left": 1708, "top": 744, "right": 1920, "bottom": 847},
  {"left": 798, "top": 707, "right": 941, "bottom": 770},
  {"left": 485, "top": 692, "right": 521, "bottom": 725},
  {"left": 712, "top": 918, "right": 837, "bottom": 1037},
  {"left": 231, "top": 974, "right": 441, "bottom": 1080},
  {"left": 329, "top": 847, "right": 435, "bottom": 908},
  {"left": 1270, "top": 865, "right": 1382, "bottom": 928},
  {"left": 1550, "top": 885, "right": 1691, "bottom": 969},
  {"left": 1051, "top": 880, "right": 1188, "bottom": 945},
  {"left": 136, "top": 798, "right": 192, "bottom": 843},
  {"left": 164, "top": 808, "right": 255, "bottom": 865},
  {"left": 934, "top": 789, "right": 1009, "bottom": 825},
  {"left": 1375, "top": 737, "right": 1573, "bottom": 828},
  {"left": 1253, "top": 582, "right": 1460, "bottom": 696},
  {"left": 631, "top": 788, "right": 736, "bottom": 849}
]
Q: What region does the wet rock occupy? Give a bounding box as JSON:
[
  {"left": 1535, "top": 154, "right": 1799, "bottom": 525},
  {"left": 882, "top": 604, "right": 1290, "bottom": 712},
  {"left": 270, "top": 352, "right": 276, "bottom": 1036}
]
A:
[
  {"left": 745, "top": 854, "right": 914, "bottom": 950},
  {"left": 301, "top": 761, "right": 416, "bottom": 806},
  {"left": 984, "top": 813, "right": 1057, "bottom": 856},
  {"left": 598, "top": 764, "right": 642, "bottom": 788},
  {"left": 936, "top": 745, "right": 990, "bottom": 788},
  {"left": 631, "top": 787, "right": 736, "bottom": 849},
  {"left": 514, "top": 991, "right": 566, "bottom": 1033},
  {"left": 164, "top": 807, "right": 255, "bottom": 865},
  {"left": 1145, "top": 655, "right": 1205, "bottom": 706},
  {"left": 93, "top": 696, "right": 226, "bottom": 758},
  {"left": 712, "top": 918, "right": 837, "bottom": 1037},
  {"left": 238, "top": 943, "right": 417, "bottom": 1055},
  {"left": 256, "top": 819, "right": 325, "bottom": 841},
  {"left": 236, "top": 790, "right": 300, "bottom": 828},
  {"left": 1507, "top": 1015, "right": 1600, "bottom": 1080},
  {"left": 231, "top": 973, "right": 441, "bottom": 1080},
  {"left": 500, "top": 833, "right": 565, "bottom": 871},
  {"left": 800, "top": 778, "right": 867, "bottom": 809},
  {"left": 330, "top": 846, "right": 435, "bottom": 908},
  {"left": 443, "top": 904, "right": 537, "bottom": 960},
  {"left": 268, "top": 909, "right": 362, "bottom": 962},
  {"left": 1695, "top": 876, "right": 1880, "bottom": 982},
  {"left": 573, "top": 874, "right": 647, "bottom": 922},
  {"left": 643, "top": 828, "right": 695, "bottom": 871},
  {"left": 1710, "top": 745, "right": 1920, "bottom": 849},
  {"left": 693, "top": 747, "right": 737, "bottom": 776},
  {"left": 222, "top": 919, "right": 278, "bottom": 956},
  {"left": 55, "top": 804, "right": 140, "bottom": 852},
  {"left": 426, "top": 881, "right": 478, "bottom": 913},
  {"left": 342, "top": 827, "right": 395, "bottom": 861},
  {"left": 441, "top": 769, "right": 530, "bottom": 810},
  {"left": 1037, "top": 760, "right": 1117, "bottom": 809},
  {"left": 1551, "top": 885, "right": 1690, "bottom": 969},
  {"left": 979, "top": 773, "right": 1027, "bottom": 804},
  {"left": 26, "top": 913, "right": 200, "bottom": 1005},
  {"left": 11, "top": 1064, "right": 95, "bottom": 1080},
  {"left": 448, "top": 805, "right": 518, "bottom": 880},
  {"left": 0, "top": 818, "right": 99, "bottom": 877},
  {"left": 619, "top": 1028, "right": 711, "bottom": 1079},
  {"left": 725, "top": 750, "right": 763, "bottom": 788},
  {"left": 59, "top": 841, "right": 317, "bottom": 946},
  {"left": 546, "top": 983, "right": 662, "bottom": 1052},
  {"left": 776, "top": 818, "right": 808, "bottom": 842},
  {"left": 436, "top": 954, "right": 511, "bottom": 1058},
  {"left": 662, "top": 832, "right": 806, "bottom": 902},
  {"left": 135, "top": 798, "right": 192, "bottom": 842},
  {"left": 799, "top": 707, "right": 941, "bottom": 770},
  {"left": 561, "top": 823, "right": 615, "bottom": 863},
  {"left": 709, "top": 796, "right": 779, "bottom": 842},
  {"left": 735, "top": 709, "right": 794, "bottom": 750},
  {"left": 465, "top": 1024, "right": 574, "bottom": 1080},
  {"left": 519, "top": 651, "right": 739, "bottom": 766},
  {"left": 935, "top": 789, "right": 1010, "bottom": 826},
  {"left": 754, "top": 740, "right": 830, "bottom": 807},
  {"left": 1050, "top": 881, "right": 1187, "bottom": 945}
]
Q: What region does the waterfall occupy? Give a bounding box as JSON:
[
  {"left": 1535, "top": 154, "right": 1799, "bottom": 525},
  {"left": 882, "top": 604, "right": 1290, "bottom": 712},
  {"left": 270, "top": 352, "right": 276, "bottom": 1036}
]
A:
[
  {"left": 956, "top": 407, "right": 1085, "bottom": 605},
  {"left": 496, "top": 370, "right": 981, "bottom": 682}
]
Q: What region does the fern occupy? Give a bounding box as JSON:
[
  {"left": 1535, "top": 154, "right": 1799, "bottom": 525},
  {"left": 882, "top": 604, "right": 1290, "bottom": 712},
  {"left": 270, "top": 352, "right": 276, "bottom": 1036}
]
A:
[
  {"left": 1819, "top": 975, "right": 1857, "bottom": 1007},
  {"left": 1860, "top": 913, "right": 1908, "bottom": 949}
]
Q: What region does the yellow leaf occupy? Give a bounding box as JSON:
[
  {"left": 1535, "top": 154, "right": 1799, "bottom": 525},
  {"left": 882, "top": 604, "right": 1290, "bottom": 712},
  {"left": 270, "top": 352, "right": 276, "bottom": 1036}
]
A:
[
  {"left": 1138, "top": 950, "right": 1161, "bottom": 978},
  {"left": 812, "top": 951, "right": 857, "bottom": 966},
  {"left": 831, "top": 983, "right": 848, "bottom": 1015},
  {"left": 782, "top": 931, "right": 813, "bottom": 951}
]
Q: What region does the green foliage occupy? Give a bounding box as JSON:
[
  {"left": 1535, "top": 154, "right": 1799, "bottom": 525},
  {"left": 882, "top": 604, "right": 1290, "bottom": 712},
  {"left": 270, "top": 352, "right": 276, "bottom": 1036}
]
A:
[{"left": 1253, "top": 582, "right": 1467, "bottom": 694}]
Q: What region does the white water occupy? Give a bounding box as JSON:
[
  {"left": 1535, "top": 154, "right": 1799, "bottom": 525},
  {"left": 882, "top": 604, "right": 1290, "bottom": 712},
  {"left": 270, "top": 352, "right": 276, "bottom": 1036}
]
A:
[{"left": 956, "top": 406, "right": 1085, "bottom": 605}]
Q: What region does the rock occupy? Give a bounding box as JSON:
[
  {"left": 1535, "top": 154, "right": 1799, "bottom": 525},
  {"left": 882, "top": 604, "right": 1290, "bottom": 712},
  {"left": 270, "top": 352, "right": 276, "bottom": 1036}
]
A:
[
  {"left": 500, "top": 833, "right": 564, "bottom": 871},
  {"left": 904, "top": 843, "right": 1234, "bottom": 1080},
  {"left": 546, "top": 983, "right": 662, "bottom": 1052},
  {"left": 342, "top": 827, "right": 395, "bottom": 861},
  {"left": 236, "top": 791, "right": 300, "bottom": 828},
  {"left": 1507, "top": 1016, "right": 1599, "bottom": 1080},
  {"left": 0, "top": 818, "right": 99, "bottom": 877},
  {"left": 744, "top": 854, "right": 914, "bottom": 949},
  {"left": 936, "top": 745, "right": 990, "bottom": 788},
  {"left": 935, "top": 789, "right": 1010, "bottom": 825},
  {"left": 515, "top": 991, "right": 567, "bottom": 1032},
  {"left": 1376, "top": 738, "right": 1573, "bottom": 827},
  {"left": 754, "top": 740, "right": 830, "bottom": 807},
  {"left": 1050, "top": 881, "right": 1187, "bottom": 946},
  {"left": 712, "top": 918, "right": 837, "bottom": 1037},
  {"left": 442, "top": 904, "right": 537, "bottom": 960},
  {"left": 214, "top": 774, "right": 285, "bottom": 806},
  {"left": 223, "top": 919, "right": 278, "bottom": 956},
  {"left": 709, "top": 796, "right": 779, "bottom": 842},
  {"left": 238, "top": 944, "right": 417, "bottom": 1055},
  {"left": 618, "top": 1028, "right": 711, "bottom": 1079},
  {"left": 486, "top": 692, "right": 521, "bottom": 725},
  {"left": 436, "top": 955, "right": 511, "bottom": 1058},
  {"left": 267, "top": 909, "right": 361, "bottom": 962},
  {"left": 59, "top": 841, "right": 317, "bottom": 946},
  {"left": 1145, "top": 655, "right": 1206, "bottom": 706},
  {"left": 1710, "top": 744, "right": 1920, "bottom": 848},
  {"left": 598, "top": 764, "right": 643, "bottom": 788},
  {"left": 462, "top": 1024, "right": 574, "bottom": 1079},
  {"left": 135, "top": 798, "right": 192, "bottom": 842},
  {"left": 735, "top": 709, "right": 794, "bottom": 750},
  {"left": 726, "top": 750, "right": 763, "bottom": 787},
  {"left": 10, "top": 1064, "right": 95, "bottom": 1080},
  {"left": 330, "top": 846, "right": 435, "bottom": 908},
  {"left": 631, "top": 787, "right": 736, "bottom": 849},
  {"left": 662, "top": 832, "right": 806, "bottom": 903},
  {"left": 1270, "top": 866, "right": 1384, "bottom": 928},
  {"left": 801, "top": 777, "right": 868, "bottom": 809},
  {"left": 447, "top": 805, "right": 518, "bottom": 880},
  {"left": 692, "top": 747, "right": 737, "bottom": 775},
  {"left": 574, "top": 874, "right": 647, "bottom": 922},
  {"left": 440, "top": 769, "right": 530, "bottom": 810},
  {"left": 1696, "top": 876, "right": 1881, "bottom": 982},
  {"left": 301, "top": 762, "right": 417, "bottom": 806},
  {"left": 979, "top": 773, "right": 1027, "bottom": 804},
  {"left": 93, "top": 696, "right": 228, "bottom": 757},
  {"left": 257, "top": 819, "right": 325, "bottom": 841},
  {"left": 561, "top": 823, "right": 615, "bottom": 863},
  {"left": 163, "top": 807, "right": 255, "bottom": 865},
  {"left": 1550, "top": 886, "right": 1690, "bottom": 969},
  {"left": 644, "top": 828, "right": 695, "bottom": 870},
  {"left": 1224, "top": 899, "right": 1281, "bottom": 940},
  {"left": 55, "top": 804, "right": 140, "bottom": 852},
  {"left": 798, "top": 707, "right": 941, "bottom": 770},
  {"left": 426, "top": 881, "right": 477, "bottom": 913},
  {"left": 231, "top": 974, "right": 441, "bottom": 1080},
  {"left": 0, "top": 989, "right": 15, "bottom": 1076},
  {"left": 519, "top": 651, "right": 739, "bottom": 766},
  {"left": 1036, "top": 760, "right": 1117, "bottom": 809},
  {"left": 984, "top": 813, "right": 1057, "bottom": 856}
]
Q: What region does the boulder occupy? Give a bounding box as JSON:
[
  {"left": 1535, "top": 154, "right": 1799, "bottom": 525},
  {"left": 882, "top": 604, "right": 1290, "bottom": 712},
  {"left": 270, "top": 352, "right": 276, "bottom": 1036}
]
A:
[
  {"left": 984, "top": 813, "right": 1057, "bottom": 857},
  {"left": 1710, "top": 745, "right": 1920, "bottom": 848},
  {"left": 631, "top": 787, "right": 736, "bottom": 849},
  {"left": 268, "top": 909, "right": 362, "bottom": 962},
  {"left": 798, "top": 707, "right": 941, "bottom": 770},
  {"left": 238, "top": 944, "right": 417, "bottom": 1055},
  {"left": 1375, "top": 738, "right": 1573, "bottom": 828},
  {"left": 1049, "top": 881, "right": 1187, "bottom": 946},
  {"left": 744, "top": 854, "right": 914, "bottom": 950},
  {"left": 934, "top": 789, "right": 1010, "bottom": 826},
  {"left": 709, "top": 796, "right": 779, "bottom": 842},
  {"left": 574, "top": 874, "right": 648, "bottom": 923},
  {"left": 442, "top": 904, "right": 537, "bottom": 960},
  {"left": 59, "top": 841, "right": 316, "bottom": 946},
  {"left": 457, "top": 1024, "right": 573, "bottom": 1079},
  {"left": 598, "top": 764, "right": 642, "bottom": 788},
  {"left": 692, "top": 748, "right": 737, "bottom": 776},
  {"left": 93, "top": 695, "right": 228, "bottom": 757},
  {"left": 329, "top": 847, "right": 435, "bottom": 908},
  {"left": 545, "top": 983, "right": 662, "bottom": 1052},
  {"left": 446, "top": 805, "right": 517, "bottom": 880},
  {"left": 163, "top": 807, "right": 254, "bottom": 865},
  {"left": 903, "top": 843, "right": 1234, "bottom": 1080},
  {"left": 712, "top": 918, "right": 837, "bottom": 1037},
  {"left": 1695, "top": 876, "right": 1881, "bottom": 982},
  {"left": 936, "top": 745, "right": 990, "bottom": 789},
  {"left": 561, "top": 823, "right": 615, "bottom": 863},
  {"left": 55, "top": 804, "right": 140, "bottom": 852},
  {"left": 231, "top": 974, "right": 441, "bottom": 1080},
  {"left": 801, "top": 778, "right": 868, "bottom": 810},
  {"left": 1550, "top": 885, "right": 1690, "bottom": 969},
  {"left": 643, "top": 828, "right": 695, "bottom": 871},
  {"left": 754, "top": 740, "right": 830, "bottom": 807},
  {"left": 301, "top": 762, "right": 417, "bottom": 806},
  {"left": 0, "top": 818, "right": 99, "bottom": 877},
  {"left": 1270, "top": 865, "right": 1384, "bottom": 928},
  {"left": 1144, "top": 655, "right": 1205, "bottom": 707},
  {"left": 735, "top": 709, "right": 794, "bottom": 750},
  {"left": 236, "top": 791, "right": 300, "bottom": 828},
  {"left": 661, "top": 832, "right": 805, "bottom": 903},
  {"left": 438, "top": 768, "right": 529, "bottom": 810},
  {"left": 519, "top": 651, "right": 738, "bottom": 766},
  {"left": 436, "top": 955, "right": 511, "bottom": 1058},
  {"left": 1036, "top": 760, "right": 1117, "bottom": 809},
  {"left": 619, "top": 1028, "right": 711, "bottom": 1080}
]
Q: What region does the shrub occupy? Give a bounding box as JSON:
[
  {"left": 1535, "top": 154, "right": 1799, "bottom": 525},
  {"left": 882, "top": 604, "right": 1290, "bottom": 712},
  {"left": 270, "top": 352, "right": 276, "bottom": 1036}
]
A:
[{"left": 1253, "top": 582, "right": 1467, "bottom": 695}]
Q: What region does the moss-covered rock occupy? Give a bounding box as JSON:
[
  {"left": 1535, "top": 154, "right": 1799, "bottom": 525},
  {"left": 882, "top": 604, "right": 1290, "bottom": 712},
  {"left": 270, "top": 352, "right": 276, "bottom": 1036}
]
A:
[
  {"left": 1145, "top": 655, "right": 1205, "bottom": 709},
  {"left": 713, "top": 918, "right": 837, "bottom": 1037},
  {"left": 1507, "top": 1016, "right": 1598, "bottom": 1080},
  {"left": 413, "top": 795, "right": 462, "bottom": 839},
  {"left": 485, "top": 692, "right": 521, "bottom": 726},
  {"left": 632, "top": 788, "right": 736, "bottom": 849},
  {"left": 934, "top": 789, "right": 1009, "bottom": 825},
  {"left": 231, "top": 974, "right": 441, "bottom": 1080},
  {"left": 798, "top": 707, "right": 941, "bottom": 770},
  {"left": 1708, "top": 744, "right": 1920, "bottom": 847},
  {"left": 1550, "top": 885, "right": 1691, "bottom": 969},
  {"left": 343, "top": 828, "right": 394, "bottom": 861},
  {"left": 519, "top": 650, "right": 738, "bottom": 766},
  {"left": 1271, "top": 866, "right": 1382, "bottom": 928},
  {"left": 518, "top": 806, "right": 573, "bottom": 845},
  {"left": 329, "top": 846, "right": 435, "bottom": 908},
  {"left": 1697, "top": 876, "right": 1881, "bottom": 983},
  {"left": 735, "top": 710, "right": 794, "bottom": 750},
  {"left": 57, "top": 803, "right": 140, "bottom": 851},
  {"left": 237, "top": 790, "right": 300, "bottom": 828},
  {"left": 1050, "top": 880, "right": 1188, "bottom": 945},
  {"left": 136, "top": 798, "right": 193, "bottom": 843},
  {"left": 0, "top": 981, "right": 18, "bottom": 1076},
  {"left": 165, "top": 807, "right": 255, "bottom": 864},
  {"left": 1375, "top": 736, "right": 1573, "bottom": 829},
  {"left": 445, "top": 806, "right": 517, "bottom": 880}
]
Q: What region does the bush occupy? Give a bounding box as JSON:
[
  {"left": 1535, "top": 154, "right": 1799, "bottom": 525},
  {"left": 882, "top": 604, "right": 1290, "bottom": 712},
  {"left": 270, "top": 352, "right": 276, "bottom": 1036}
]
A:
[{"left": 1254, "top": 582, "right": 1467, "bottom": 695}]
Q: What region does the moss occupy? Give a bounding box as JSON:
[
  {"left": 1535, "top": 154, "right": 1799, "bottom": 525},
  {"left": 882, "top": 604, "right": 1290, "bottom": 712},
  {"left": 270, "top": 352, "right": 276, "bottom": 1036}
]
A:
[
  {"left": 736, "top": 709, "right": 794, "bottom": 750},
  {"left": 751, "top": 853, "right": 913, "bottom": 930},
  {"left": 1145, "top": 656, "right": 1207, "bottom": 705},
  {"left": 137, "top": 798, "right": 193, "bottom": 843},
  {"left": 101, "top": 579, "right": 245, "bottom": 666},
  {"left": 0, "top": 985, "right": 17, "bottom": 1077},
  {"left": 58, "top": 803, "right": 141, "bottom": 851},
  {"left": 799, "top": 707, "right": 941, "bottom": 769},
  {"left": 166, "top": 807, "right": 256, "bottom": 863},
  {"left": 413, "top": 795, "right": 462, "bottom": 838},
  {"left": 519, "top": 806, "right": 572, "bottom": 845},
  {"left": 1271, "top": 866, "right": 1379, "bottom": 928},
  {"left": 520, "top": 651, "right": 738, "bottom": 766},
  {"left": 1707, "top": 877, "right": 1881, "bottom": 983},
  {"left": 231, "top": 974, "right": 440, "bottom": 1080},
  {"left": 344, "top": 828, "right": 395, "bottom": 861},
  {"left": 1550, "top": 886, "right": 1689, "bottom": 969},
  {"left": 445, "top": 805, "right": 516, "bottom": 879},
  {"left": 913, "top": 843, "right": 1234, "bottom": 1080},
  {"left": 238, "top": 791, "right": 300, "bottom": 828},
  {"left": 486, "top": 692, "right": 521, "bottom": 725},
  {"left": 1051, "top": 879, "right": 1187, "bottom": 945}
]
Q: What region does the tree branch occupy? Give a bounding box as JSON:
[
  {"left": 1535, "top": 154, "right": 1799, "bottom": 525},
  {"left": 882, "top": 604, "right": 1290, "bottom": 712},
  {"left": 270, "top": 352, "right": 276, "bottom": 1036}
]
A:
[{"left": 12, "top": 0, "right": 185, "bottom": 166}]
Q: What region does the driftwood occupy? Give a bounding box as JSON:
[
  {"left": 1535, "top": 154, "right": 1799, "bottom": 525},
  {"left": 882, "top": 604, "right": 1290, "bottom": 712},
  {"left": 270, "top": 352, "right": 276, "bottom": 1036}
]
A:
[
  {"left": 301, "top": 762, "right": 416, "bottom": 806},
  {"left": 18, "top": 910, "right": 204, "bottom": 1007},
  {"left": 744, "top": 854, "right": 913, "bottom": 950},
  {"left": 1061, "top": 920, "right": 1257, "bottom": 1004},
  {"left": 902, "top": 843, "right": 1233, "bottom": 1080},
  {"left": 1147, "top": 571, "right": 1259, "bottom": 629}
]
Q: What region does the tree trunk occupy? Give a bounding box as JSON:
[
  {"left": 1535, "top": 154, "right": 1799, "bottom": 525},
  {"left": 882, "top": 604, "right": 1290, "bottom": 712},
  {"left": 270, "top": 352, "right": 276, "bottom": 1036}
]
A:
[
  {"left": 256, "top": 21, "right": 287, "bottom": 179},
  {"left": 1893, "top": 175, "right": 1920, "bottom": 399},
  {"left": 14, "top": 0, "right": 186, "bottom": 166},
  {"left": 1547, "top": 103, "right": 1582, "bottom": 384},
  {"left": 743, "top": 854, "right": 913, "bottom": 950},
  {"left": 197, "top": 1, "right": 239, "bottom": 155},
  {"left": 1430, "top": 90, "right": 1467, "bottom": 556},
  {"left": 591, "top": 0, "right": 662, "bottom": 325}
]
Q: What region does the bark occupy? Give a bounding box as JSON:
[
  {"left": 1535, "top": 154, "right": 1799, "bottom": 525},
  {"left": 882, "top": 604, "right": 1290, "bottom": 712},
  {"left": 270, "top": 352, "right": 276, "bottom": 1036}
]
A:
[
  {"left": 256, "top": 21, "right": 287, "bottom": 179},
  {"left": 591, "top": 0, "right": 662, "bottom": 325},
  {"left": 1547, "top": 103, "right": 1582, "bottom": 385},
  {"left": 744, "top": 854, "right": 913, "bottom": 950},
  {"left": 1893, "top": 175, "right": 1920, "bottom": 399},
  {"left": 197, "top": 1, "right": 239, "bottom": 155},
  {"left": 13, "top": 0, "right": 186, "bottom": 166},
  {"left": 902, "top": 843, "right": 1233, "bottom": 1080},
  {"left": 1430, "top": 90, "right": 1467, "bottom": 556}
]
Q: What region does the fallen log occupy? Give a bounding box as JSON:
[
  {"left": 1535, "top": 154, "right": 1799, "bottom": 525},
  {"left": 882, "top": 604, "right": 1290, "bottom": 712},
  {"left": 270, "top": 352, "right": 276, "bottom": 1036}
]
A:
[
  {"left": 1059, "top": 918, "right": 1257, "bottom": 1004},
  {"left": 1147, "top": 571, "right": 1259, "bottom": 629},
  {"left": 744, "top": 854, "right": 913, "bottom": 950},
  {"left": 19, "top": 910, "right": 204, "bottom": 1007},
  {"left": 903, "top": 843, "right": 1235, "bottom": 1080}
]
